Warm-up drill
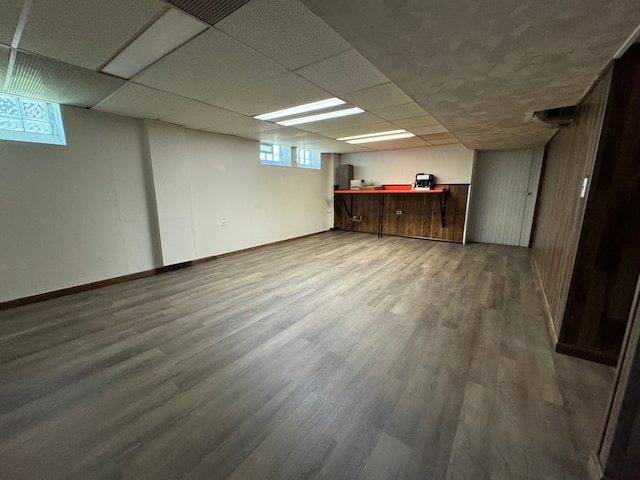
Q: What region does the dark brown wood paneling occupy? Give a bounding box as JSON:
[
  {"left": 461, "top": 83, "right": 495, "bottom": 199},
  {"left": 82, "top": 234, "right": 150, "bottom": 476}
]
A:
[
  {"left": 595, "top": 275, "right": 640, "bottom": 479},
  {"left": 559, "top": 45, "right": 640, "bottom": 361},
  {"left": 532, "top": 67, "right": 612, "bottom": 336},
  {"left": 333, "top": 192, "right": 382, "bottom": 235},
  {"left": 333, "top": 185, "right": 469, "bottom": 242}
]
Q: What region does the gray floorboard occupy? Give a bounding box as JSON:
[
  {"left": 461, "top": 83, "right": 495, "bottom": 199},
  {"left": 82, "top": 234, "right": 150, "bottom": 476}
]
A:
[{"left": 0, "top": 231, "right": 613, "bottom": 479}]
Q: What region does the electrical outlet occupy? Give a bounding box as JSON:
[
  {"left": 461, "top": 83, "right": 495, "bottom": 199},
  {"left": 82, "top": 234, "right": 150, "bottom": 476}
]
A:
[
  {"left": 219, "top": 220, "right": 229, "bottom": 226},
  {"left": 396, "top": 210, "right": 402, "bottom": 215}
]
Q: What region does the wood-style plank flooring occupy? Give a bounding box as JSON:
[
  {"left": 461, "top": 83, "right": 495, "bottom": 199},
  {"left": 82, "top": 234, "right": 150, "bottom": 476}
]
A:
[{"left": 0, "top": 231, "right": 614, "bottom": 479}]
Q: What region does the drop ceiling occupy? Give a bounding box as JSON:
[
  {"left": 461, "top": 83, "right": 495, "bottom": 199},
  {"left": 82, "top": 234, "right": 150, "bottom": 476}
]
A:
[{"left": 1, "top": 0, "right": 639, "bottom": 152}]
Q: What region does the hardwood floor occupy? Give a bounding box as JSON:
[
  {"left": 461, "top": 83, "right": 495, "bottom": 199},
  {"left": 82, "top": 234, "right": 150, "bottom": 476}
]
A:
[{"left": 0, "top": 231, "right": 613, "bottom": 479}]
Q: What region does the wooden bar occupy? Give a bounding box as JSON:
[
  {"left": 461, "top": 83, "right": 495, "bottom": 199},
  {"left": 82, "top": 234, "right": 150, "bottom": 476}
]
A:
[{"left": 334, "top": 184, "right": 469, "bottom": 243}]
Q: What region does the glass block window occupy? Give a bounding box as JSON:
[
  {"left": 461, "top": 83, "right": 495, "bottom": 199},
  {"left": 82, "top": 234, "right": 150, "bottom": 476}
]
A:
[
  {"left": 297, "top": 148, "right": 321, "bottom": 170},
  {"left": 0, "top": 94, "right": 67, "bottom": 145},
  {"left": 259, "top": 143, "right": 291, "bottom": 166}
]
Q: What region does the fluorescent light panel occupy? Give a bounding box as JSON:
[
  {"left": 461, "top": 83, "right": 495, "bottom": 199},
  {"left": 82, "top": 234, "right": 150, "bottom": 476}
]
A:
[
  {"left": 346, "top": 132, "right": 415, "bottom": 144},
  {"left": 337, "top": 129, "right": 407, "bottom": 141},
  {"left": 102, "top": 8, "right": 208, "bottom": 79},
  {"left": 254, "top": 98, "right": 345, "bottom": 121},
  {"left": 277, "top": 107, "right": 364, "bottom": 126}
]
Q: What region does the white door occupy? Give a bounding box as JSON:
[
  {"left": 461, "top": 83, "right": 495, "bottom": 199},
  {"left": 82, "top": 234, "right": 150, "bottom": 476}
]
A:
[{"left": 467, "top": 149, "right": 542, "bottom": 246}]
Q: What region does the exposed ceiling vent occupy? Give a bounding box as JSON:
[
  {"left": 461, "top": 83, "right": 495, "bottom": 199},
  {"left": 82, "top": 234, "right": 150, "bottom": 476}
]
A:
[
  {"left": 167, "top": 0, "right": 251, "bottom": 26},
  {"left": 533, "top": 105, "right": 577, "bottom": 128}
]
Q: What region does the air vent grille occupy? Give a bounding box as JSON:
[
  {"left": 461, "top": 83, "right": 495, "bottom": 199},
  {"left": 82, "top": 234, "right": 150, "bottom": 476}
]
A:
[
  {"left": 533, "top": 105, "right": 576, "bottom": 128},
  {"left": 167, "top": 0, "right": 251, "bottom": 26},
  {"left": 6, "top": 51, "right": 125, "bottom": 108}
]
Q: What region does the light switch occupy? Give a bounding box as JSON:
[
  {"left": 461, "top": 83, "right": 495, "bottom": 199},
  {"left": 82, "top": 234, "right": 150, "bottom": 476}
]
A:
[{"left": 580, "top": 177, "right": 588, "bottom": 198}]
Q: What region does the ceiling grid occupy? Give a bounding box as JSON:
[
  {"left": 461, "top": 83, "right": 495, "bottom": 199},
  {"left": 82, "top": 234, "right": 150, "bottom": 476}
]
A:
[{"left": 1, "top": 0, "right": 638, "bottom": 151}]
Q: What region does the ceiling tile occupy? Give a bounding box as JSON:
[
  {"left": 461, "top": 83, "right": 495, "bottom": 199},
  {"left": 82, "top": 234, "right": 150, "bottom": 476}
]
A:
[
  {"left": 394, "top": 116, "right": 441, "bottom": 129},
  {"left": 329, "top": 143, "right": 372, "bottom": 153},
  {"left": 134, "top": 28, "right": 287, "bottom": 101},
  {"left": 293, "top": 112, "right": 383, "bottom": 133},
  {"left": 428, "top": 138, "right": 461, "bottom": 145},
  {"left": 295, "top": 139, "right": 362, "bottom": 153},
  {"left": 296, "top": 49, "right": 389, "bottom": 96},
  {"left": 268, "top": 132, "right": 331, "bottom": 144},
  {"left": 341, "top": 82, "right": 414, "bottom": 111},
  {"left": 216, "top": 0, "right": 350, "bottom": 70},
  {"left": 18, "top": 0, "right": 166, "bottom": 69},
  {"left": 160, "top": 103, "right": 240, "bottom": 130},
  {"left": 256, "top": 127, "right": 322, "bottom": 143},
  {"left": 315, "top": 121, "right": 401, "bottom": 139},
  {"left": 0, "top": 1, "right": 22, "bottom": 46},
  {"left": 94, "top": 83, "right": 197, "bottom": 119},
  {"left": 371, "top": 102, "right": 428, "bottom": 120},
  {"left": 408, "top": 124, "right": 449, "bottom": 135},
  {"left": 421, "top": 132, "right": 456, "bottom": 141},
  {"left": 0, "top": 46, "right": 9, "bottom": 87},
  {"left": 203, "top": 116, "right": 279, "bottom": 136},
  {"left": 206, "top": 72, "right": 331, "bottom": 116},
  {"left": 359, "top": 136, "right": 430, "bottom": 150},
  {"left": 5, "top": 51, "right": 125, "bottom": 107}
]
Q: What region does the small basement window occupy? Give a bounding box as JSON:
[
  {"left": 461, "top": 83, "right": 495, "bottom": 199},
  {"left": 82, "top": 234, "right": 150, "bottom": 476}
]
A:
[
  {"left": 297, "top": 148, "right": 321, "bottom": 170},
  {"left": 260, "top": 143, "right": 291, "bottom": 166},
  {"left": 0, "top": 94, "right": 67, "bottom": 145}
]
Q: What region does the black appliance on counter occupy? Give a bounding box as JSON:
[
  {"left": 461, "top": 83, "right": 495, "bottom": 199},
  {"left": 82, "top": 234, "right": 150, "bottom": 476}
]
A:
[{"left": 415, "top": 173, "right": 435, "bottom": 190}]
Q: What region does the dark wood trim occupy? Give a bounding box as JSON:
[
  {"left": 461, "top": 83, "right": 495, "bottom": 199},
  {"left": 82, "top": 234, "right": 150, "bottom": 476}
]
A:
[
  {"left": 555, "top": 342, "right": 619, "bottom": 367},
  {"left": 531, "top": 255, "right": 559, "bottom": 347},
  {"left": 190, "top": 255, "right": 218, "bottom": 265},
  {"left": 528, "top": 144, "right": 549, "bottom": 248},
  {"left": 205, "top": 230, "right": 329, "bottom": 259},
  {"left": 0, "top": 265, "right": 183, "bottom": 312},
  {"left": 588, "top": 452, "right": 610, "bottom": 480},
  {"left": 0, "top": 230, "right": 329, "bottom": 312}
]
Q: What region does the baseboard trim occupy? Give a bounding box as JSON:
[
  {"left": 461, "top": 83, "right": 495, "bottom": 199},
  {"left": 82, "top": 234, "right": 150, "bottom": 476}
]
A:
[
  {"left": 0, "top": 265, "right": 182, "bottom": 311},
  {"left": 588, "top": 451, "right": 611, "bottom": 480},
  {"left": 556, "top": 342, "right": 619, "bottom": 366},
  {"left": 531, "top": 255, "right": 559, "bottom": 346},
  {"left": 0, "top": 230, "right": 329, "bottom": 311}
]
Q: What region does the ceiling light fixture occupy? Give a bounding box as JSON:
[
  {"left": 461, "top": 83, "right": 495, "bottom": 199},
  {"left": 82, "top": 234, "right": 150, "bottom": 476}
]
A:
[
  {"left": 345, "top": 132, "right": 415, "bottom": 144},
  {"left": 101, "top": 8, "right": 208, "bottom": 79},
  {"left": 276, "top": 107, "right": 364, "bottom": 126},
  {"left": 254, "top": 98, "right": 346, "bottom": 121},
  {"left": 337, "top": 129, "right": 407, "bottom": 141}
]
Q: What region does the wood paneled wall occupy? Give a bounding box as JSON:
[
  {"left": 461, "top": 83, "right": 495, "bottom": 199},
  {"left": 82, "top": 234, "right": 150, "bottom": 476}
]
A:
[
  {"left": 534, "top": 44, "right": 640, "bottom": 365},
  {"left": 333, "top": 185, "right": 469, "bottom": 242},
  {"left": 532, "top": 68, "right": 612, "bottom": 337},
  {"left": 559, "top": 45, "right": 640, "bottom": 364}
]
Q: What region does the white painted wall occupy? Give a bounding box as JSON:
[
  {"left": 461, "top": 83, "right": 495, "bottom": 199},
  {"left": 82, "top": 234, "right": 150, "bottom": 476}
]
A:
[
  {"left": 183, "top": 129, "right": 334, "bottom": 258},
  {"left": 145, "top": 122, "right": 333, "bottom": 262},
  {"left": 0, "top": 106, "right": 160, "bottom": 302},
  {"left": 339, "top": 144, "right": 474, "bottom": 185},
  {"left": 1, "top": 109, "right": 334, "bottom": 303}
]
